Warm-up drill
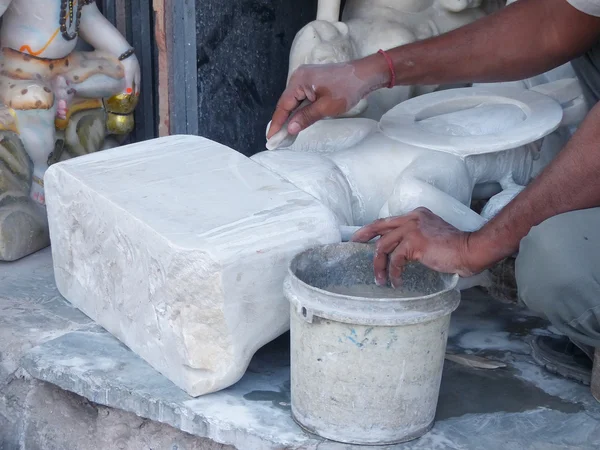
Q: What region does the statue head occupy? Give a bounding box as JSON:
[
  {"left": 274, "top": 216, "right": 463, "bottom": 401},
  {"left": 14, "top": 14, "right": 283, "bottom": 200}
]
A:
[{"left": 288, "top": 20, "right": 355, "bottom": 82}]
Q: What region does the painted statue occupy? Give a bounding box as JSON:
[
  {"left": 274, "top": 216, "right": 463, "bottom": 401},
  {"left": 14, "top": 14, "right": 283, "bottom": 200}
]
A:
[
  {"left": 0, "top": 0, "right": 140, "bottom": 261},
  {"left": 289, "top": 0, "right": 506, "bottom": 120}
]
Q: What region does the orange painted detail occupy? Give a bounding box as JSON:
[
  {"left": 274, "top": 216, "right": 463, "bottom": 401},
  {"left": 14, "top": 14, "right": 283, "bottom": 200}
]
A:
[
  {"left": 126, "top": 87, "right": 133, "bottom": 94},
  {"left": 20, "top": 28, "right": 60, "bottom": 57}
]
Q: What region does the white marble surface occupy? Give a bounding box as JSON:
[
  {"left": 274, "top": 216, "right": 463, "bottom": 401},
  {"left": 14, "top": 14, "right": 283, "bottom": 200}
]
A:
[
  {"left": 43, "top": 135, "right": 340, "bottom": 397},
  {"left": 379, "top": 86, "right": 563, "bottom": 156}
]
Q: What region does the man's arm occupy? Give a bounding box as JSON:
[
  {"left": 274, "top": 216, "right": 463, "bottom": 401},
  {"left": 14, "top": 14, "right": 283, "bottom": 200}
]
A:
[
  {"left": 268, "top": 0, "right": 600, "bottom": 138},
  {"left": 352, "top": 102, "right": 600, "bottom": 286}
]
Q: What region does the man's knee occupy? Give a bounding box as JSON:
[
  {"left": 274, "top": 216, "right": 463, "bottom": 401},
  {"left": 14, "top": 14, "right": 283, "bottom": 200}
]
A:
[
  {"left": 515, "top": 217, "right": 570, "bottom": 318},
  {"left": 515, "top": 210, "right": 600, "bottom": 347}
]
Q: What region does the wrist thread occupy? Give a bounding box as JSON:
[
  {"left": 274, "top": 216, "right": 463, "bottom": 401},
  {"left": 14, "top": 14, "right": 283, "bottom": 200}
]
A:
[{"left": 377, "top": 49, "right": 396, "bottom": 89}]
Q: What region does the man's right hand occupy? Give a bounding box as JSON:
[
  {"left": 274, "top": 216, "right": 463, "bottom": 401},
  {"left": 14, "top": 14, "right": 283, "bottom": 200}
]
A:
[{"left": 267, "top": 59, "right": 387, "bottom": 139}]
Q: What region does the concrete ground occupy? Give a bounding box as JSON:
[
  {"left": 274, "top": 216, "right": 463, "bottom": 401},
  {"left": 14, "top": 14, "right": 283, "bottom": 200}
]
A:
[{"left": 1, "top": 248, "right": 599, "bottom": 449}]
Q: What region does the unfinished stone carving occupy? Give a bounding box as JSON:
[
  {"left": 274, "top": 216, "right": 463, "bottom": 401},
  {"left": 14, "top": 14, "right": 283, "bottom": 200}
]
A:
[
  {"left": 0, "top": 0, "right": 139, "bottom": 261},
  {"left": 44, "top": 135, "right": 340, "bottom": 397},
  {"left": 255, "top": 75, "right": 587, "bottom": 235},
  {"left": 289, "top": 0, "right": 506, "bottom": 120}
]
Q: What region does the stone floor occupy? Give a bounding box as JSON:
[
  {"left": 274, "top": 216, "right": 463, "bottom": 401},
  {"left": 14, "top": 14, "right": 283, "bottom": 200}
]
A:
[{"left": 1, "top": 248, "right": 600, "bottom": 449}]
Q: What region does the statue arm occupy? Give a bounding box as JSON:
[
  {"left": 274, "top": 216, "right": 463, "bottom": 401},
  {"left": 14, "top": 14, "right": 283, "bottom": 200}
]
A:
[
  {"left": 78, "top": 1, "right": 133, "bottom": 58},
  {"left": 0, "top": 0, "right": 12, "bottom": 16},
  {"left": 78, "top": 1, "right": 140, "bottom": 94}
]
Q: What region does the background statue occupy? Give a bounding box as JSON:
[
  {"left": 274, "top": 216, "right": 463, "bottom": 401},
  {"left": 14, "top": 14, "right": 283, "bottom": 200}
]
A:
[{"left": 0, "top": 0, "right": 140, "bottom": 261}]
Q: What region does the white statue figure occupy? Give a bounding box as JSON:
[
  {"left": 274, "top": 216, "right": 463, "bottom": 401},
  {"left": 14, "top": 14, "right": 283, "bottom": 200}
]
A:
[
  {"left": 288, "top": 0, "right": 506, "bottom": 120},
  {"left": 268, "top": 0, "right": 588, "bottom": 241},
  {"left": 0, "top": 0, "right": 140, "bottom": 261},
  {"left": 254, "top": 76, "right": 588, "bottom": 240}
]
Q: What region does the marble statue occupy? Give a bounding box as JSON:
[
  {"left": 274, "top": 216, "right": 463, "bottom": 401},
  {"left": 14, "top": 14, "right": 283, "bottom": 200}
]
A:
[
  {"left": 271, "top": 0, "right": 589, "bottom": 236},
  {"left": 255, "top": 73, "right": 588, "bottom": 235},
  {"left": 289, "top": 0, "right": 506, "bottom": 120},
  {"left": 0, "top": 0, "right": 140, "bottom": 261}
]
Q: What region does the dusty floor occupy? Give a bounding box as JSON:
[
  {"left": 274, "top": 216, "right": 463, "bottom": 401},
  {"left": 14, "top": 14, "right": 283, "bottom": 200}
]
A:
[{"left": 1, "top": 249, "right": 600, "bottom": 449}]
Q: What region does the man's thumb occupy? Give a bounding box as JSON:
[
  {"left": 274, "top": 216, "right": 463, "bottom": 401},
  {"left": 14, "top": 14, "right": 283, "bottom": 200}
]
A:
[{"left": 288, "top": 100, "right": 326, "bottom": 135}]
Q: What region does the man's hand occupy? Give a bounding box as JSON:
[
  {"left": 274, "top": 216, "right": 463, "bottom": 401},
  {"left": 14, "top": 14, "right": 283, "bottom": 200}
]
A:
[
  {"left": 352, "top": 208, "right": 493, "bottom": 287},
  {"left": 267, "top": 60, "right": 387, "bottom": 139}
]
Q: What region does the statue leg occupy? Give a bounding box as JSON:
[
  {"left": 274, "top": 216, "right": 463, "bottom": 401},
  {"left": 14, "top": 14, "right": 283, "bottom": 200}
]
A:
[
  {"left": 13, "top": 107, "right": 57, "bottom": 205},
  {"left": 62, "top": 51, "right": 126, "bottom": 99},
  {"left": 380, "top": 153, "right": 486, "bottom": 232},
  {"left": 480, "top": 176, "right": 525, "bottom": 222},
  {"left": 0, "top": 122, "right": 49, "bottom": 261},
  {"left": 381, "top": 153, "right": 494, "bottom": 290}
]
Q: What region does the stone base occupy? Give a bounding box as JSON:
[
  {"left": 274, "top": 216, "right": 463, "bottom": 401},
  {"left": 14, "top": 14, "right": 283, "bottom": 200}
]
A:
[
  {"left": 1, "top": 377, "right": 232, "bottom": 450},
  {"left": 2, "top": 250, "right": 600, "bottom": 450},
  {"left": 44, "top": 135, "right": 340, "bottom": 396}
]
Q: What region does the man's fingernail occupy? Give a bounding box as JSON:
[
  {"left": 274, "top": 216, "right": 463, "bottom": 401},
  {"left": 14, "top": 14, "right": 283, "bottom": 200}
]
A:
[{"left": 289, "top": 122, "right": 301, "bottom": 134}]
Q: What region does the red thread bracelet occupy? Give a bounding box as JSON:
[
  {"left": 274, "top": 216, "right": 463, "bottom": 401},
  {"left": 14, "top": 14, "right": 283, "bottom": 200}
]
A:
[{"left": 377, "top": 49, "right": 395, "bottom": 89}]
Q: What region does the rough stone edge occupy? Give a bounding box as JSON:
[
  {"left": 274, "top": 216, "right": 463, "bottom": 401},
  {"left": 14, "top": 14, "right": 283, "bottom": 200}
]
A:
[
  {"left": 1, "top": 372, "right": 235, "bottom": 450},
  {"left": 19, "top": 336, "right": 309, "bottom": 450}
]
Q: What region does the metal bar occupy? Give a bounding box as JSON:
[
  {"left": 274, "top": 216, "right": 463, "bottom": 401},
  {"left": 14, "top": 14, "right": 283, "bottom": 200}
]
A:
[
  {"left": 167, "top": 0, "right": 198, "bottom": 135},
  {"left": 182, "top": 0, "right": 198, "bottom": 135},
  {"left": 129, "top": 0, "right": 157, "bottom": 141},
  {"left": 153, "top": 0, "right": 170, "bottom": 136}
]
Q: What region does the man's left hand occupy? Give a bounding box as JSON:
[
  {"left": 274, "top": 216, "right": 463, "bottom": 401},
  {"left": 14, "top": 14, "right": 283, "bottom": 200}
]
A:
[{"left": 352, "top": 208, "right": 488, "bottom": 287}]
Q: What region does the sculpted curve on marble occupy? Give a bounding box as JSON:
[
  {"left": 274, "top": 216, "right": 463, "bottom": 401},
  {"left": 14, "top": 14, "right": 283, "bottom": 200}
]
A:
[{"left": 0, "top": 0, "right": 140, "bottom": 261}]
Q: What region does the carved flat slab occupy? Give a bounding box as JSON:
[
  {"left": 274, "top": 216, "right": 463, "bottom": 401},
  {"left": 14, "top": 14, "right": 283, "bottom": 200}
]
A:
[{"left": 379, "top": 86, "right": 563, "bottom": 156}]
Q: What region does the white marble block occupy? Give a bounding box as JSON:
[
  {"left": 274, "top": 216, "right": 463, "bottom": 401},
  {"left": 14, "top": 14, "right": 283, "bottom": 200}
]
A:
[{"left": 44, "top": 135, "right": 340, "bottom": 396}]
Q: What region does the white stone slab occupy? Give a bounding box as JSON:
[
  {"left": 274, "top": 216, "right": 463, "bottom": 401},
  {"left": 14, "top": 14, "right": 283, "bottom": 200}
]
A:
[
  {"left": 44, "top": 135, "right": 340, "bottom": 397},
  {"left": 379, "top": 86, "right": 563, "bottom": 156}
]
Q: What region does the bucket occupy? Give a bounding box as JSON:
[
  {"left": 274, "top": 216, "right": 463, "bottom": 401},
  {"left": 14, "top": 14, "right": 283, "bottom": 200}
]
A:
[{"left": 284, "top": 243, "right": 460, "bottom": 445}]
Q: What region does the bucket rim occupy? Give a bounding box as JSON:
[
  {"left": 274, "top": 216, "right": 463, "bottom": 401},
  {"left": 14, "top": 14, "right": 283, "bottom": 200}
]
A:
[{"left": 287, "top": 242, "right": 460, "bottom": 304}]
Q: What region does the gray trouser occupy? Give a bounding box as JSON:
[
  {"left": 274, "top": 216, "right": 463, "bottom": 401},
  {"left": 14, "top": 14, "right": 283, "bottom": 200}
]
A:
[
  {"left": 517, "top": 209, "right": 600, "bottom": 349},
  {"left": 516, "top": 45, "right": 600, "bottom": 350}
]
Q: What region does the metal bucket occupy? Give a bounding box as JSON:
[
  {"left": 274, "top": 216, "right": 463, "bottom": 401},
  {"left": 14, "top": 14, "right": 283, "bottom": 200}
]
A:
[{"left": 285, "top": 243, "right": 460, "bottom": 445}]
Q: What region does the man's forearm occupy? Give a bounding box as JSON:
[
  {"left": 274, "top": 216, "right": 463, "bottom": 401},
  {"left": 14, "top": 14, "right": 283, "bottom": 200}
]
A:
[
  {"left": 360, "top": 0, "right": 600, "bottom": 90},
  {"left": 468, "top": 102, "right": 600, "bottom": 267}
]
